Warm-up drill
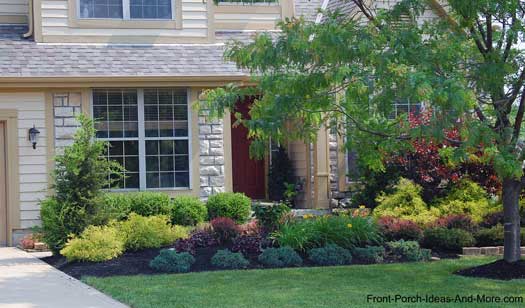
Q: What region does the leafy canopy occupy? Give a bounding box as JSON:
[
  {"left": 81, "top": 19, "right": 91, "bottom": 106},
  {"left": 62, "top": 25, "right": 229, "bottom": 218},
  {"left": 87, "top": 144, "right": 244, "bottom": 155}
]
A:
[{"left": 201, "top": 0, "right": 525, "bottom": 180}]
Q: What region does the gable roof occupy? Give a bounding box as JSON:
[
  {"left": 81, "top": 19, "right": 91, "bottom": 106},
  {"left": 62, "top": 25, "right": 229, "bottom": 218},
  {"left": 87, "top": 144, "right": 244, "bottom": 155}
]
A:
[{"left": 0, "top": 26, "right": 246, "bottom": 80}]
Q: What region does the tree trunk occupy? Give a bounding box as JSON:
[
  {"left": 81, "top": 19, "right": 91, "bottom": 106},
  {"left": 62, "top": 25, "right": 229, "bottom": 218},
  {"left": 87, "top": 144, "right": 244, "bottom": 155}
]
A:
[{"left": 502, "top": 178, "right": 522, "bottom": 263}]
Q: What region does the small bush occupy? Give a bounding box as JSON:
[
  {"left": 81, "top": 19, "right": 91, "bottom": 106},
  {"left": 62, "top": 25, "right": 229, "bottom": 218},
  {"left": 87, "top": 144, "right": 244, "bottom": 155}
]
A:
[
  {"left": 373, "top": 178, "right": 436, "bottom": 225},
  {"left": 149, "top": 249, "right": 195, "bottom": 273},
  {"left": 210, "top": 217, "right": 240, "bottom": 243},
  {"left": 174, "top": 238, "right": 195, "bottom": 255},
  {"left": 377, "top": 216, "right": 423, "bottom": 241},
  {"left": 351, "top": 246, "right": 385, "bottom": 263},
  {"left": 206, "top": 192, "right": 251, "bottom": 223},
  {"left": 258, "top": 247, "right": 303, "bottom": 268},
  {"left": 308, "top": 244, "right": 353, "bottom": 266},
  {"left": 128, "top": 192, "right": 172, "bottom": 217},
  {"left": 386, "top": 240, "right": 430, "bottom": 262},
  {"left": 211, "top": 249, "right": 250, "bottom": 269},
  {"left": 253, "top": 202, "right": 291, "bottom": 231},
  {"left": 90, "top": 193, "right": 132, "bottom": 225},
  {"left": 475, "top": 225, "right": 504, "bottom": 246},
  {"left": 60, "top": 225, "right": 124, "bottom": 262},
  {"left": 273, "top": 215, "right": 382, "bottom": 251},
  {"left": 40, "top": 198, "right": 69, "bottom": 253},
  {"left": 170, "top": 196, "right": 208, "bottom": 226},
  {"left": 432, "top": 214, "right": 476, "bottom": 231},
  {"left": 421, "top": 228, "right": 475, "bottom": 252},
  {"left": 232, "top": 234, "right": 263, "bottom": 254},
  {"left": 118, "top": 214, "right": 189, "bottom": 251}
]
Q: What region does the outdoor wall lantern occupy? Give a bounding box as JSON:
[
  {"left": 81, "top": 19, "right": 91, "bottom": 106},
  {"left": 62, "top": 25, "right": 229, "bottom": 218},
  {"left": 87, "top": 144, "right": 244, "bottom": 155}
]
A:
[{"left": 28, "top": 125, "right": 40, "bottom": 149}]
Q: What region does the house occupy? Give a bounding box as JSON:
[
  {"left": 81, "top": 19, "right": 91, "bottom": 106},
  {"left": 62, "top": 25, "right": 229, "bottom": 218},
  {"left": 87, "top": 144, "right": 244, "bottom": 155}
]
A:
[{"left": 0, "top": 0, "right": 445, "bottom": 246}]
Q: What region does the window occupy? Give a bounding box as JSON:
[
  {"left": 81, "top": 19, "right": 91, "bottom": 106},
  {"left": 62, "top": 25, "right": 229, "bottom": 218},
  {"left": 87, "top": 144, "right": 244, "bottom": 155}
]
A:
[
  {"left": 389, "top": 99, "right": 422, "bottom": 119},
  {"left": 93, "top": 88, "right": 190, "bottom": 190},
  {"left": 79, "top": 0, "right": 172, "bottom": 19}
]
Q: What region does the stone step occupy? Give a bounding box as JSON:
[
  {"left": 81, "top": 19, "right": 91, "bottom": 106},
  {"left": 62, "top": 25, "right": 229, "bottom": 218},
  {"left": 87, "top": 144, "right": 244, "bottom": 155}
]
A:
[{"left": 463, "top": 246, "right": 525, "bottom": 256}]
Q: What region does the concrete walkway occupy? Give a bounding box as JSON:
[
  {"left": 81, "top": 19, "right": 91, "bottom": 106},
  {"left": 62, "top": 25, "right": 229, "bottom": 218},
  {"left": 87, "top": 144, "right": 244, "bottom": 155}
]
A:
[{"left": 0, "top": 247, "right": 128, "bottom": 308}]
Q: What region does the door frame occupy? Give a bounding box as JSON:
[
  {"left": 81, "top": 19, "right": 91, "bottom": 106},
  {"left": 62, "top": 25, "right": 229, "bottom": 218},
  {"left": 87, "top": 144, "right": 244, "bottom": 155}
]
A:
[{"left": 0, "top": 110, "right": 20, "bottom": 246}]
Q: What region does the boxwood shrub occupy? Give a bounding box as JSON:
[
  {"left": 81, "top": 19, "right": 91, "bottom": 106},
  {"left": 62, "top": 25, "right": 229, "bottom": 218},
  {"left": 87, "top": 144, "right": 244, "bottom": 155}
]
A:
[
  {"left": 351, "top": 246, "right": 385, "bottom": 263},
  {"left": 308, "top": 244, "right": 353, "bottom": 266},
  {"left": 170, "top": 195, "right": 208, "bottom": 226},
  {"left": 421, "top": 227, "right": 475, "bottom": 252},
  {"left": 386, "top": 240, "right": 431, "bottom": 262},
  {"left": 206, "top": 192, "right": 251, "bottom": 223},
  {"left": 149, "top": 249, "right": 195, "bottom": 273}
]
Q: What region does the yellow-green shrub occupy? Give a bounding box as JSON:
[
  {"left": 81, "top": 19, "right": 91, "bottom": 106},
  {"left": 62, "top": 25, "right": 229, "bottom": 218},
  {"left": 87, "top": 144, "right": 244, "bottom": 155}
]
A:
[
  {"left": 373, "top": 178, "right": 436, "bottom": 225},
  {"left": 60, "top": 225, "right": 124, "bottom": 262},
  {"left": 118, "top": 214, "right": 189, "bottom": 251}
]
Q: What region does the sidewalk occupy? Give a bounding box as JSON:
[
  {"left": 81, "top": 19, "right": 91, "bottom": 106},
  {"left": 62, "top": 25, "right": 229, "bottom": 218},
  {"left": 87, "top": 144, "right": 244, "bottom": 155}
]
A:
[{"left": 0, "top": 247, "right": 128, "bottom": 308}]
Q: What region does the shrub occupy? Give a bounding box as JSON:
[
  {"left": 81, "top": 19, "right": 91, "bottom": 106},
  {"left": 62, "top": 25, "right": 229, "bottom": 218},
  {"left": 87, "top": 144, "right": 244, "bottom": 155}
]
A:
[
  {"left": 232, "top": 234, "right": 263, "bottom": 254},
  {"left": 432, "top": 179, "right": 499, "bottom": 223},
  {"left": 170, "top": 196, "right": 207, "bottom": 226},
  {"left": 432, "top": 214, "right": 475, "bottom": 231},
  {"left": 128, "top": 192, "right": 172, "bottom": 217},
  {"left": 421, "top": 228, "right": 475, "bottom": 252},
  {"left": 308, "top": 244, "right": 353, "bottom": 266},
  {"left": 373, "top": 178, "right": 436, "bottom": 225},
  {"left": 273, "top": 215, "right": 382, "bottom": 252},
  {"left": 174, "top": 238, "right": 195, "bottom": 255},
  {"left": 239, "top": 219, "right": 261, "bottom": 235},
  {"left": 211, "top": 249, "right": 250, "bottom": 269},
  {"left": 149, "top": 250, "right": 195, "bottom": 273},
  {"left": 480, "top": 211, "right": 504, "bottom": 228},
  {"left": 60, "top": 225, "right": 124, "bottom": 262},
  {"left": 41, "top": 115, "right": 122, "bottom": 253},
  {"left": 206, "top": 192, "right": 251, "bottom": 223},
  {"left": 386, "top": 240, "right": 431, "bottom": 262},
  {"left": 90, "top": 193, "right": 132, "bottom": 225},
  {"left": 189, "top": 230, "right": 218, "bottom": 248},
  {"left": 253, "top": 202, "right": 291, "bottom": 232},
  {"left": 472, "top": 225, "right": 525, "bottom": 246},
  {"left": 210, "top": 217, "right": 240, "bottom": 243},
  {"left": 377, "top": 216, "right": 423, "bottom": 241},
  {"left": 258, "top": 247, "right": 303, "bottom": 267},
  {"left": 118, "top": 214, "right": 189, "bottom": 251},
  {"left": 268, "top": 147, "right": 296, "bottom": 203},
  {"left": 351, "top": 246, "right": 385, "bottom": 263}
]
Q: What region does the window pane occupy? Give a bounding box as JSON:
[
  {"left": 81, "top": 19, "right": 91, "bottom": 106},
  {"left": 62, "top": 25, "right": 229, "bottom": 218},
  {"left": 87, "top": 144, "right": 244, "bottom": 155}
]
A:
[
  {"left": 146, "top": 156, "right": 159, "bottom": 171},
  {"left": 175, "top": 140, "right": 188, "bottom": 154},
  {"left": 130, "top": 0, "right": 172, "bottom": 19},
  {"left": 175, "top": 172, "right": 189, "bottom": 187},
  {"left": 147, "top": 172, "right": 160, "bottom": 188},
  {"left": 175, "top": 155, "right": 189, "bottom": 171},
  {"left": 160, "top": 140, "right": 174, "bottom": 155},
  {"left": 146, "top": 140, "right": 159, "bottom": 155},
  {"left": 160, "top": 173, "right": 175, "bottom": 188},
  {"left": 80, "top": 0, "right": 123, "bottom": 18},
  {"left": 160, "top": 156, "right": 174, "bottom": 171}
]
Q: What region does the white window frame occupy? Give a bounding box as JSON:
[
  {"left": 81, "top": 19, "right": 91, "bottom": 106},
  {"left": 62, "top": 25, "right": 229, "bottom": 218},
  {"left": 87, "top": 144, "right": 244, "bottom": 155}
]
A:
[
  {"left": 77, "top": 0, "right": 177, "bottom": 21},
  {"left": 91, "top": 88, "right": 192, "bottom": 191}
]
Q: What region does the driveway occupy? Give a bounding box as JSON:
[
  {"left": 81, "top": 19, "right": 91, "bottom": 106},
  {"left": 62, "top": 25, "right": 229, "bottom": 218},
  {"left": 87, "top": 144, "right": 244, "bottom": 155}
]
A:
[{"left": 0, "top": 247, "right": 128, "bottom": 308}]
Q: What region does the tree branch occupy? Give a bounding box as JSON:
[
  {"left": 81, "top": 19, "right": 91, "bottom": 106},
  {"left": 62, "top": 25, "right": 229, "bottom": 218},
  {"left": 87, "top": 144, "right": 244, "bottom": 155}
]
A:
[{"left": 513, "top": 91, "right": 525, "bottom": 141}]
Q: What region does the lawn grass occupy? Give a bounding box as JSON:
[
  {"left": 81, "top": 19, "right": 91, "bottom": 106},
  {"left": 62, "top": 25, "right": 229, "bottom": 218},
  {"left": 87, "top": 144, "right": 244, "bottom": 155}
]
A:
[{"left": 84, "top": 257, "right": 525, "bottom": 308}]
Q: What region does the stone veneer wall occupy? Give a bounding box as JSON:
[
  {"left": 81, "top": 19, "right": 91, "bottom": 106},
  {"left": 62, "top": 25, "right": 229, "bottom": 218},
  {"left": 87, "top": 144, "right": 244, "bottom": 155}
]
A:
[
  {"left": 198, "top": 109, "right": 226, "bottom": 199},
  {"left": 53, "top": 92, "right": 82, "bottom": 150},
  {"left": 329, "top": 132, "right": 339, "bottom": 194}
]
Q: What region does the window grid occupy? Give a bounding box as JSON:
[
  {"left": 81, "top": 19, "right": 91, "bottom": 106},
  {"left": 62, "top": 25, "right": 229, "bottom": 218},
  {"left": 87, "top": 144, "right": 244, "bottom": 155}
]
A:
[
  {"left": 93, "top": 88, "right": 190, "bottom": 191},
  {"left": 78, "top": 0, "right": 173, "bottom": 20}
]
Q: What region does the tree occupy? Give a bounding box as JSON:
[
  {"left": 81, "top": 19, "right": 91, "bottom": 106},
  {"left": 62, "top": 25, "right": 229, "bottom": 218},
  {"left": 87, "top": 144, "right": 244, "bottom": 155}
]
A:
[{"left": 201, "top": 0, "right": 525, "bottom": 263}]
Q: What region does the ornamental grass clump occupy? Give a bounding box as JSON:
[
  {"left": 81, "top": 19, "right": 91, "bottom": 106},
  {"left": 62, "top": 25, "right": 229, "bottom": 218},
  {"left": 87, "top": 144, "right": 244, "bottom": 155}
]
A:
[
  {"left": 308, "top": 244, "right": 353, "bottom": 266},
  {"left": 273, "top": 215, "right": 382, "bottom": 252}
]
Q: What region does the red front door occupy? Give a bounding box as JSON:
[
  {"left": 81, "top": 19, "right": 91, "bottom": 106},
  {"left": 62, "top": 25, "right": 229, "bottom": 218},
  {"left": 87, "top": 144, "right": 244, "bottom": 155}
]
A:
[{"left": 231, "top": 98, "right": 266, "bottom": 199}]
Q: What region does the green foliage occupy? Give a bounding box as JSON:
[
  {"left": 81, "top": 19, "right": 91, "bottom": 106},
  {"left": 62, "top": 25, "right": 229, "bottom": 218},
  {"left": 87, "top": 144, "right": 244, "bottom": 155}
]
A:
[
  {"left": 308, "top": 244, "right": 353, "bottom": 266},
  {"left": 268, "top": 147, "right": 296, "bottom": 203},
  {"left": 386, "top": 240, "right": 430, "bottom": 262},
  {"left": 257, "top": 247, "right": 303, "bottom": 268},
  {"left": 60, "top": 225, "right": 124, "bottom": 262},
  {"left": 126, "top": 192, "right": 172, "bottom": 217},
  {"left": 351, "top": 164, "right": 401, "bottom": 208},
  {"left": 118, "top": 214, "right": 189, "bottom": 251},
  {"left": 273, "top": 215, "right": 382, "bottom": 252},
  {"left": 90, "top": 193, "right": 132, "bottom": 226},
  {"left": 474, "top": 225, "right": 505, "bottom": 247},
  {"left": 40, "top": 115, "right": 122, "bottom": 253},
  {"left": 432, "top": 179, "right": 499, "bottom": 223},
  {"left": 149, "top": 250, "right": 195, "bottom": 273},
  {"left": 170, "top": 196, "right": 208, "bottom": 226},
  {"left": 211, "top": 249, "right": 250, "bottom": 269},
  {"left": 351, "top": 246, "right": 385, "bottom": 264},
  {"left": 206, "top": 192, "right": 252, "bottom": 223},
  {"left": 373, "top": 178, "right": 436, "bottom": 225},
  {"left": 253, "top": 202, "right": 291, "bottom": 231},
  {"left": 421, "top": 228, "right": 475, "bottom": 252}
]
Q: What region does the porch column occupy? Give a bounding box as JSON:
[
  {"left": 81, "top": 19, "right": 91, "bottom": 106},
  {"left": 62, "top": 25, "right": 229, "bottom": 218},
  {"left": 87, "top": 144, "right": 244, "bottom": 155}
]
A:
[{"left": 313, "top": 125, "right": 331, "bottom": 209}]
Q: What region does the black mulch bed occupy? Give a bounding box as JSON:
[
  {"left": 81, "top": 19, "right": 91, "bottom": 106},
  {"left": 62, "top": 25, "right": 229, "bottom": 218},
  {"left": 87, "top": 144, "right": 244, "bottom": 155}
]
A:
[
  {"left": 455, "top": 260, "right": 525, "bottom": 280},
  {"left": 41, "top": 245, "right": 460, "bottom": 280}
]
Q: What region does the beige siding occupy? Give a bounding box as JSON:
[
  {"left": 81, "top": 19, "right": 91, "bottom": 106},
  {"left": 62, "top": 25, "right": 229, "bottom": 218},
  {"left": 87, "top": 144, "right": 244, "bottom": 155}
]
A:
[
  {"left": 213, "top": 4, "right": 282, "bottom": 30},
  {"left": 374, "top": 0, "right": 439, "bottom": 24},
  {"left": 0, "top": 93, "right": 48, "bottom": 229},
  {"left": 0, "top": 0, "right": 28, "bottom": 23},
  {"left": 40, "top": 0, "right": 209, "bottom": 42}
]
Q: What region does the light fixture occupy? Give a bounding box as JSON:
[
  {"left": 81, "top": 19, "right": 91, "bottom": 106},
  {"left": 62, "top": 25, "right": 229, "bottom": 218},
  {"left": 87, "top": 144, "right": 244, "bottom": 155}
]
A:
[{"left": 28, "top": 125, "right": 40, "bottom": 149}]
